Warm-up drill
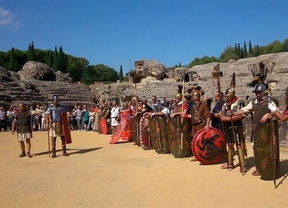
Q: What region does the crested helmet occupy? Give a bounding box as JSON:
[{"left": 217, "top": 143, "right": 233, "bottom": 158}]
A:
[{"left": 225, "top": 88, "right": 236, "bottom": 102}]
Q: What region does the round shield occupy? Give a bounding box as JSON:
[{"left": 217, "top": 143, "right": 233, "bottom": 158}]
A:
[{"left": 191, "top": 127, "right": 226, "bottom": 165}]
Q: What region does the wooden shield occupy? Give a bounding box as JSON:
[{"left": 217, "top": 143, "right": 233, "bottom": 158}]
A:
[
  {"left": 131, "top": 114, "right": 142, "bottom": 146},
  {"left": 61, "top": 112, "right": 72, "bottom": 144},
  {"left": 149, "top": 115, "right": 169, "bottom": 154},
  {"left": 139, "top": 114, "right": 152, "bottom": 150},
  {"left": 109, "top": 118, "right": 127, "bottom": 144},
  {"left": 192, "top": 127, "right": 226, "bottom": 165},
  {"left": 100, "top": 118, "right": 109, "bottom": 135},
  {"left": 254, "top": 120, "right": 280, "bottom": 180},
  {"left": 168, "top": 115, "right": 192, "bottom": 158}
]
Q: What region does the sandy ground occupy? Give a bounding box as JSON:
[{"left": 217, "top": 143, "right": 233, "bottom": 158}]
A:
[{"left": 1, "top": 130, "right": 288, "bottom": 208}]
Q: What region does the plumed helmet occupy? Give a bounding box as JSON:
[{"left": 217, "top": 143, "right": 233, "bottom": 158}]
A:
[
  {"left": 225, "top": 88, "right": 236, "bottom": 102},
  {"left": 175, "top": 85, "right": 183, "bottom": 100},
  {"left": 253, "top": 83, "right": 267, "bottom": 92}
]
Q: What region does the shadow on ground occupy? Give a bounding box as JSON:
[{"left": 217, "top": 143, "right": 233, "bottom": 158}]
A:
[{"left": 33, "top": 147, "right": 103, "bottom": 156}]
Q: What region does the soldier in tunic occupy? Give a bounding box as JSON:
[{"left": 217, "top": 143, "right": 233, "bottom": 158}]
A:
[
  {"left": 101, "top": 101, "right": 111, "bottom": 134},
  {"left": 46, "top": 95, "right": 69, "bottom": 158},
  {"left": 231, "top": 83, "right": 278, "bottom": 176},
  {"left": 148, "top": 99, "right": 170, "bottom": 119},
  {"left": 110, "top": 101, "right": 120, "bottom": 134},
  {"left": 12, "top": 103, "right": 41, "bottom": 158},
  {"left": 183, "top": 89, "right": 210, "bottom": 162},
  {"left": 218, "top": 87, "right": 247, "bottom": 173}
]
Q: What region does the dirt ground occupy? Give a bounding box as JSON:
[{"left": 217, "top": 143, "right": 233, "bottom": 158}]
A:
[{"left": 1, "top": 131, "right": 288, "bottom": 208}]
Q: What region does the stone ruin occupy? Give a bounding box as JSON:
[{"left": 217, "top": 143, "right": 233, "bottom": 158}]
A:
[{"left": 1, "top": 53, "right": 288, "bottom": 143}]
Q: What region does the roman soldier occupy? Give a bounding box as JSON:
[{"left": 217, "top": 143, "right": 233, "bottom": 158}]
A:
[
  {"left": 218, "top": 73, "right": 247, "bottom": 173},
  {"left": 185, "top": 87, "right": 210, "bottom": 162},
  {"left": 46, "top": 95, "right": 69, "bottom": 158},
  {"left": 168, "top": 85, "right": 192, "bottom": 158},
  {"left": 231, "top": 82, "right": 280, "bottom": 180}
]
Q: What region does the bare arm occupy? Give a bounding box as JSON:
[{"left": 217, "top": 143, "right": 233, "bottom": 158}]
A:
[{"left": 273, "top": 110, "right": 288, "bottom": 121}]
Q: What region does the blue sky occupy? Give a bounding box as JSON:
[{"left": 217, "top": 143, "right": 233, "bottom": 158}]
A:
[{"left": 0, "top": 0, "right": 287, "bottom": 74}]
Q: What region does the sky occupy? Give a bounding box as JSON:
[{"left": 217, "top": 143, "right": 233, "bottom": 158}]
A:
[{"left": 0, "top": 0, "right": 288, "bottom": 75}]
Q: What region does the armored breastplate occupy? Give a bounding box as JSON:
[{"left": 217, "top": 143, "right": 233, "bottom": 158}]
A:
[
  {"left": 191, "top": 103, "right": 203, "bottom": 124},
  {"left": 223, "top": 101, "right": 243, "bottom": 128},
  {"left": 252, "top": 98, "right": 270, "bottom": 124}
]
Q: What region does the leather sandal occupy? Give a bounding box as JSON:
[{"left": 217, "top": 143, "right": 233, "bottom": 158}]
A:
[
  {"left": 52, "top": 152, "right": 57, "bottom": 158},
  {"left": 252, "top": 170, "right": 260, "bottom": 176},
  {"left": 18, "top": 152, "right": 26, "bottom": 158},
  {"left": 240, "top": 165, "right": 247, "bottom": 173},
  {"left": 190, "top": 157, "right": 198, "bottom": 162},
  {"left": 63, "top": 152, "right": 69, "bottom": 157},
  {"left": 221, "top": 163, "right": 234, "bottom": 169},
  {"left": 26, "top": 153, "right": 33, "bottom": 158}
]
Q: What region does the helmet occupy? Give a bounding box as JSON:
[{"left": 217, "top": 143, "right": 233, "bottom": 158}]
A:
[
  {"left": 175, "top": 93, "right": 182, "bottom": 100},
  {"left": 192, "top": 90, "right": 201, "bottom": 101},
  {"left": 225, "top": 88, "right": 235, "bottom": 102},
  {"left": 53, "top": 95, "right": 59, "bottom": 101},
  {"left": 132, "top": 96, "right": 139, "bottom": 102},
  {"left": 160, "top": 100, "right": 168, "bottom": 107},
  {"left": 253, "top": 83, "right": 267, "bottom": 92},
  {"left": 142, "top": 103, "right": 151, "bottom": 112}
]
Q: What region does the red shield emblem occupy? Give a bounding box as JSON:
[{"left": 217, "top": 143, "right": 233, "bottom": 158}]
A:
[{"left": 191, "top": 127, "right": 226, "bottom": 165}]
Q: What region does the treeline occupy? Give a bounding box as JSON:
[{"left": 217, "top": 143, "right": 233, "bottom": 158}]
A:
[
  {"left": 0, "top": 41, "right": 127, "bottom": 85},
  {"left": 186, "top": 38, "right": 288, "bottom": 67},
  {"left": 1, "top": 39, "right": 288, "bottom": 84}
]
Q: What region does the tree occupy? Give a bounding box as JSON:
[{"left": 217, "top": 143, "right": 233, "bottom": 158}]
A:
[
  {"left": 243, "top": 41, "right": 248, "bottom": 58},
  {"left": 283, "top": 38, "right": 288, "bottom": 52},
  {"left": 219, "top": 46, "right": 239, "bottom": 62},
  {"left": 119, "top": 65, "right": 124, "bottom": 81},
  {"left": 66, "top": 56, "right": 88, "bottom": 81},
  {"left": 53, "top": 46, "right": 59, "bottom": 71},
  {"left": 58, "top": 46, "right": 67, "bottom": 73},
  {"left": 27, "top": 41, "right": 36, "bottom": 61},
  {"left": 0, "top": 51, "right": 6, "bottom": 67},
  {"left": 269, "top": 40, "right": 283, "bottom": 53},
  {"left": 8, "top": 47, "right": 16, "bottom": 71},
  {"left": 248, "top": 40, "right": 253, "bottom": 54}
]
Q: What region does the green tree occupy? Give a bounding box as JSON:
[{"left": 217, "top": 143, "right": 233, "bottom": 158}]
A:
[
  {"left": 66, "top": 56, "right": 88, "bottom": 81},
  {"left": 47, "top": 50, "right": 53, "bottom": 67},
  {"left": 8, "top": 47, "right": 16, "bottom": 71},
  {"left": 27, "top": 41, "right": 36, "bottom": 61},
  {"left": 243, "top": 41, "right": 248, "bottom": 58},
  {"left": 119, "top": 65, "right": 124, "bottom": 81},
  {"left": 14, "top": 49, "right": 27, "bottom": 71},
  {"left": 0, "top": 51, "right": 6, "bottom": 67},
  {"left": 53, "top": 46, "right": 59, "bottom": 71},
  {"left": 58, "top": 46, "right": 67, "bottom": 73},
  {"left": 269, "top": 40, "right": 283, "bottom": 53},
  {"left": 248, "top": 40, "right": 253, "bottom": 54},
  {"left": 283, "top": 38, "right": 288, "bottom": 52},
  {"left": 219, "top": 46, "right": 239, "bottom": 62}
]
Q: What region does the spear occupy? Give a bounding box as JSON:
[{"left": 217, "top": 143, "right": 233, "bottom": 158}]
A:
[
  {"left": 180, "top": 74, "right": 185, "bottom": 160},
  {"left": 267, "top": 82, "right": 278, "bottom": 188},
  {"left": 46, "top": 114, "right": 51, "bottom": 158},
  {"left": 212, "top": 64, "right": 228, "bottom": 168}
]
